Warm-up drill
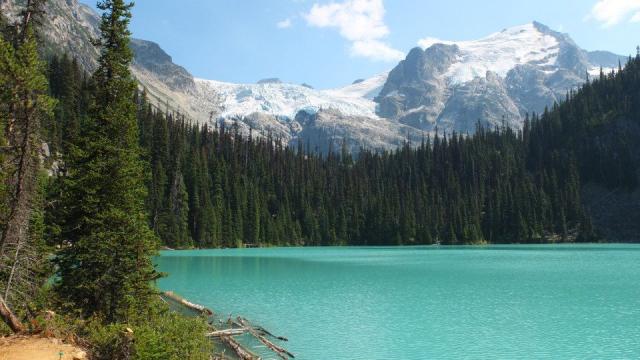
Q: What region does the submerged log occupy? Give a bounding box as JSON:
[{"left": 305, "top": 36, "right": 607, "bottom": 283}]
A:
[
  {"left": 238, "top": 317, "right": 295, "bottom": 359},
  {"left": 255, "top": 326, "right": 289, "bottom": 342},
  {"left": 220, "top": 336, "right": 260, "bottom": 360}
]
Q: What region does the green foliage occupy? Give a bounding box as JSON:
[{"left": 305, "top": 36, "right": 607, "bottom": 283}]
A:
[
  {"left": 125, "top": 311, "right": 212, "bottom": 360},
  {"left": 85, "top": 304, "right": 212, "bottom": 360},
  {"left": 54, "top": 0, "right": 159, "bottom": 323}
]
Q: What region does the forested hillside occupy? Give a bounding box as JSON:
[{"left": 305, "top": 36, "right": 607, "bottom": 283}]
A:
[{"left": 44, "top": 52, "right": 640, "bottom": 248}]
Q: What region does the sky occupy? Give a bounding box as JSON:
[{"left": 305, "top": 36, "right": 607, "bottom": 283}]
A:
[{"left": 85, "top": 0, "right": 640, "bottom": 89}]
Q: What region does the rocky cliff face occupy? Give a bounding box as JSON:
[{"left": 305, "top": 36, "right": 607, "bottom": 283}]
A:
[
  {"left": 0, "top": 0, "right": 199, "bottom": 118},
  {"left": 1, "top": 0, "right": 100, "bottom": 70},
  {"left": 130, "top": 39, "right": 195, "bottom": 93}
]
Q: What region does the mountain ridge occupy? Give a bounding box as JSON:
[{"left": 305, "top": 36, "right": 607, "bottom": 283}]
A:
[
  {"left": 377, "top": 21, "right": 628, "bottom": 135},
  {"left": 1, "top": 0, "right": 630, "bottom": 152}
]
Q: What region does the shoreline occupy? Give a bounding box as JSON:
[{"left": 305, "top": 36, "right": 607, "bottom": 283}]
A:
[
  {"left": 157, "top": 242, "right": 640, "bottom": 252},
  {"left": 161, "top": 291, "right": 293, "bottom": 360}
]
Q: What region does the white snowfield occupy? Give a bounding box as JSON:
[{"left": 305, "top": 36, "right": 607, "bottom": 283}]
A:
[
  {"left": 194, "top": 72, "right": 388, "bottom": 121},
  {"left": 190, "top": 23, "right": 612, "bottom": 125},
  {"left": 418, "top": 23, "right": 560, "bottom": 84}
]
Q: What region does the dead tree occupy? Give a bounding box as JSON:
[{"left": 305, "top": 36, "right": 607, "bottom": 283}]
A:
[{"left": 0, "top": 0, "right": 49, "bottom": 333}]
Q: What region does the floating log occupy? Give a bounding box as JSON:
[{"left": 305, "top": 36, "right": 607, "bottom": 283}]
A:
[
  {"left": 207, "top": 328, "right": 248, "bottom": 337},
  {"left": 220, "top": 336, "right": 261, "bottom": 360},
  {"left": 238, "top": 317, "right": 295, "bottom": 359},
  {"left": 161, "top": 291, "right": 214, "bottom": 316}
]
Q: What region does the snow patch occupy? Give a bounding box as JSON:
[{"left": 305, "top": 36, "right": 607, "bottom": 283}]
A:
[{"left": 419, "top": 23, "right": 560, "bottom": 84}]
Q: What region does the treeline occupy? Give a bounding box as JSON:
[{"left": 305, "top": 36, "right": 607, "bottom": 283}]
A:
[
  {"left": 45, "top": 54, "right": 640, "bottom": 248},
  {"left": 525, "top": 61, "right": 640, "bottom": 191}
]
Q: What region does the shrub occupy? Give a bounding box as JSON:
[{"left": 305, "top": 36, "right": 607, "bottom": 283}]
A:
[{"left": 86, "top": 303, "right": 212, "bottom": 360}]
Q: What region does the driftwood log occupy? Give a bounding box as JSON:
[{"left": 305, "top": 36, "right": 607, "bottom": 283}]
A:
[
  {"left": 207, "top": 328, "right": 248, "bottom": 337},
  {"left": 220, "top": 336, "right": 260, "bottom": 360},
  {"left": 162, "top": 291, "right": 214, "bottom": 315},
  {"left": 238, "top": 317, "right": 295, "bottom": 359},
  {"left": 162, "top": 291, "right": 292, "bottom": 360}
]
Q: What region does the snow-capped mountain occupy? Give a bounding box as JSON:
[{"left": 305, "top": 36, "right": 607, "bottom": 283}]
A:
[
  {"left": 417, "top": 23, "right": 561, "bottom": 85},
  {"left": 376, "top": 22, "right": 626, "bottom": 134},
  {"left": 184, "top": 74, "right": 400, "bottom": 152},
  {"left": 2, "top": 0, "right": 628, "bottom": 152},
  {"left": 188, "top": 21, "right": 625, "bottom": 149}
]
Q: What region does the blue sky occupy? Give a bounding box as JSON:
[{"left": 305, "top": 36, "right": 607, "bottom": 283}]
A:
[{"left": 85, "top": 0, "right": 640, "bottom": 88}]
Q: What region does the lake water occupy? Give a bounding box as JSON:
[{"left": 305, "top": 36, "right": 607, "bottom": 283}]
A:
[{"left": 156, "top": 245, "right": 640, "bottom": 359}]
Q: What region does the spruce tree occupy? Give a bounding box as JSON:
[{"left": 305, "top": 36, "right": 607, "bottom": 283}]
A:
[{"left": 55, "top": 0, "right": 159, "bottom": 323}]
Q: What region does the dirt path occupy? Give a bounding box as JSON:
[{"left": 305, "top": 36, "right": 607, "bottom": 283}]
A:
[{"left": 0, "top": 336, "right": 87, "bottom": 360}]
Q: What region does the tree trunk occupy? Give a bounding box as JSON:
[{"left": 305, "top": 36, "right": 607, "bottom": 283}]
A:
[{"left": 0, "top": 295, "right": 24, "bottom": 333}]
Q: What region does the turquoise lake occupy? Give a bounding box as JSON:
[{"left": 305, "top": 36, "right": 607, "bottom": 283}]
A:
[{"left": 156, "top": 245, "right": 640, "bottom": 359}]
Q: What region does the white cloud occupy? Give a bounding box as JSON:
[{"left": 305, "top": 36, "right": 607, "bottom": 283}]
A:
[
  {"left": 304, "top": 0, "right": 404, "bottom": 62},
  {"left": 587, "top": 0, "right": 640, "bottom": 27},
  {"left": 351, "top": 40, "right": 403, "bottom": 61},
  {"left": 417, "top": 37, "right": 454, "bottom": 49},
  {"left": 277, "top": 18, "right": 293, "bottom": 29}
]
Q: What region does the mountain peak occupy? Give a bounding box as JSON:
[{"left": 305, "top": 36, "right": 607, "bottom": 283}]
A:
[
  {"left": 417, "top": 22, "right": 560, "bottom": 85},
  {"left": 376, "top": 20, "right": 625, "bottom": 136},
  {"left": 532, "top": 21, "right": 551, "bottom": 32},
  {"left": 257, "top": 78, "right": 283, "bottom": 85}
]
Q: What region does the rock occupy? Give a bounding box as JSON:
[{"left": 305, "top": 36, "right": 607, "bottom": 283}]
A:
[
  {"left": 130, "top": 39, "right": 196, "bottom": 92},
  {"left": 41, "top": 143, "right": 51, "bottom": 157}
]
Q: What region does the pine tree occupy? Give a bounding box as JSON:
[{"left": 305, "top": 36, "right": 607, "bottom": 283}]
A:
[
  {"left": 55, "top": 0, "right": 159, "bottom": 323},
  {"left": 0, "top": 0, "right": 54, "bottom": 333}
]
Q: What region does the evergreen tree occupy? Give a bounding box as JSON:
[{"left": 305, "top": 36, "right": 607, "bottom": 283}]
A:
[{"left": 55, "top": 0, "right": 159, "bottom": 323}]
